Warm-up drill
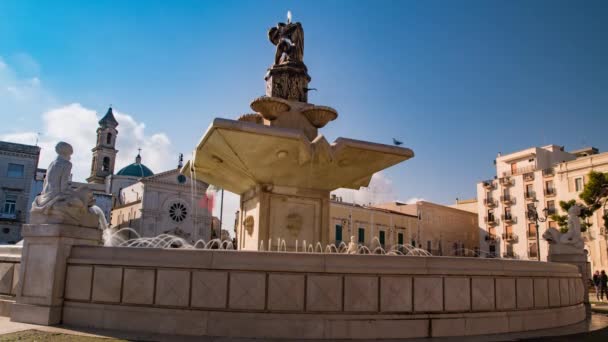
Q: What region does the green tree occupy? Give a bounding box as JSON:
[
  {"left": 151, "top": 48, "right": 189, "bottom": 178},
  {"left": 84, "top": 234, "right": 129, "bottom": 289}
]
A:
[{"left": 550, "top": 171, "right": 608, "bottom": 233}]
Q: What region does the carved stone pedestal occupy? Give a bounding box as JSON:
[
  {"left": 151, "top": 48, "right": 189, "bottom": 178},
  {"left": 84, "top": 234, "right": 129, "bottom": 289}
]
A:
[
  {"left": 238, "top": 184, "right": 329, "bottom": 251},
  {"left": 265, "top": 64, "right": 311, "bottom": 102},
  {"left": 548, "top": 246, "right": 591, "bottom": 316},
  {"left": 11, "top": 224, "right": 101, "bottom": 325}
]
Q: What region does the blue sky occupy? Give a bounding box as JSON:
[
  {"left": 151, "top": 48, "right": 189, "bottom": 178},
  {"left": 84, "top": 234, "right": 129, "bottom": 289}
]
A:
[{"left": 1, "top": 0, "right": 607, "bottom": 210}]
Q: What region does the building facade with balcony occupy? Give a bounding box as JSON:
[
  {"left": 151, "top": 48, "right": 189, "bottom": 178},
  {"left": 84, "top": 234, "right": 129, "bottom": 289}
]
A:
[
  {"left": 555, "top": 148, "right": 608, "bottom": 273},
  {"left": 0, "top": 141, "right": 40, "bottom": 244},
  {"left": 477, "top": 145, "right": 576, "bottom": 260}
]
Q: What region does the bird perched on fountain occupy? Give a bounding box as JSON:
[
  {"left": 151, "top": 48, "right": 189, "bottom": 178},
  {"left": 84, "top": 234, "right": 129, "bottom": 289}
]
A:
[{"left": 392, "top": 138, "right": 403, "bottom": 146}]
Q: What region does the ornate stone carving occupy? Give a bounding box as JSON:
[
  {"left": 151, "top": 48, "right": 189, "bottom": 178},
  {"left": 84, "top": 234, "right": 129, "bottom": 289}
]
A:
[
  {"left": 244, "top": 215, "right": 254, "bottom": 236},
  {"left": 286, "top": 213, "right": 302, "bottom": 236},
  {"left": 542, "top": 204, "right": 585, "bottom": 254},
  {"left": 30, "top": 142, "right": 98, "bottom": 227},
  {"left": 237, "top": 113, "right": 264, "bottom": 124},
  {"left": 268, "top": 20, "right": 304, "bottom": 67}
]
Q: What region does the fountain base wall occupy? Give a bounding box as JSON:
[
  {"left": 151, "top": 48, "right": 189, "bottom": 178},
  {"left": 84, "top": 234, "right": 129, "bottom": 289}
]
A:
[{"left": 55, "top": 246, "right": 586, "bottom": 339}]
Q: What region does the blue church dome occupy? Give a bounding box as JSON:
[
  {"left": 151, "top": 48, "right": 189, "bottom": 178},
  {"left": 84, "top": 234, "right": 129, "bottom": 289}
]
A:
[{"left": 116, "top": 154, "right": 154, "bottom": 178}]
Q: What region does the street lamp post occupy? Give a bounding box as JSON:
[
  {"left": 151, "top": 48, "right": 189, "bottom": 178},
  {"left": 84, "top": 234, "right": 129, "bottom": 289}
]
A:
[{"left": 527, "top": 199, "right": 549, "bottom": 261}]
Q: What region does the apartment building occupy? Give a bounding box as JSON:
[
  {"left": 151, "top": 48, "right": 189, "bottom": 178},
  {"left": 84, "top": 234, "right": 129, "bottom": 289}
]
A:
[
  {"left": 555, "top": 148, "right": 608, "bottom": 273},
  {"left": 477, "top": 144, "right": 608, "bottom": 269},
  {"left": 0, "top": 141, "right": 41, "bottom": 244}
]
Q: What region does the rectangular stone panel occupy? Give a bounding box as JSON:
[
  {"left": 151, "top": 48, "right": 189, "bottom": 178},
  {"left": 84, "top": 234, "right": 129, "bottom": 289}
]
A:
[
  {"left": 191, "top": 270, "right": 228, "bottom": 309},
  {"left": 268, "top": 273, "right": 305, "bottom": 311},
  {"left": 64, "top": 265, "right": 92, "bottom": 301},
  {"left": 92, "top": 266, "right": 122, "bottom": 303},
  {"left": 306, "top": 275, "right": 342, "bottom": 312},
  {"left": 11, "top": 263, "right": 20, "bottom": 295},
  {"left": 533, "top": 278, "right": 549, "bottom": 308},
  {"left": 229, "top": 272, "right": 266, "bottom": 310},
  {"left": 122, "top": 268, "right": 155, "bottom": 305},
  {"left": 155, "top": 269, "right": 190, "bottom": 307},
  {"left": 0, "top": 263, "right": 14, "bottom": 294},
  {"left": 344, "top": 276, "right": 378, "bottom": 312},
  {"left": 568, "top": 278, "right": 577, "bottom": 305},
  {"left": 516, "top": 278, "right": 533, "bottom": 309},
  {"left": 380, "top": 276, "right": 412, "bottom": 312},
  {"left": 444, "top": 277, "right": 470, "bottom": 312},
  {"left": 414, "top": 277, "right": 443, "bottom": 312},
  {"left": 559, "top": 278, "right": 570, "bottom": 306},
  {"left": 548, "top": 278, "right": 560, "bottom": 307},
  {"left": 495, "top": 278, "right": 516, "bottom": 310},
  {"left": 22, "top": 244, "right": 54, "bottom": 297},
  {"left": 471, "top": 277, "right": 495, "bottom": 311}
]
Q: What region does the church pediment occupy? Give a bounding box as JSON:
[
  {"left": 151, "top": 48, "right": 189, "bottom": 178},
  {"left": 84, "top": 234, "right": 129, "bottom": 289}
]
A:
[{"left": 142, "top": 168, "right": 207, "bottom": 187}]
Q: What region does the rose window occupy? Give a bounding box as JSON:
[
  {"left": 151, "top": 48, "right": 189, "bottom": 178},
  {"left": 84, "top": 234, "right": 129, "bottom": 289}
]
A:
[{"left": 169, "top": 202, "right": 188, "bottom": 222}]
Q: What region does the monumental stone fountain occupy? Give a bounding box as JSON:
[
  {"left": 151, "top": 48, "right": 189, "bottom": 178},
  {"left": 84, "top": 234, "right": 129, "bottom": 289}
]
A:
[
  {"left": 0, "top": 14, "right": 587, "bottom": 340},
  {"left": 182, "top": 16, "right": 413, "bottom": 251}
]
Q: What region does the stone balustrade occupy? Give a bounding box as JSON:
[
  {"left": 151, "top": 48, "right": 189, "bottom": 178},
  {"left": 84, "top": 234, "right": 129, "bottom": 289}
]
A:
[{"left": 61, "top": 246, "right": 586, "bottom": 339}]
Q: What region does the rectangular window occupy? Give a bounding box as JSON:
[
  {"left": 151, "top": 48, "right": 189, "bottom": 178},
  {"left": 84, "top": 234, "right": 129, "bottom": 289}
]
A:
[
  {"left": 548, "top": 221, "right": 558, "bottom": 229},
  {"left": 397, "top": 233, "right": 404, "bottom": 245},
  {"left": 525, "top": 184, "right": 534, "bottom": 196},
  {"left": 528, "top": 223, "right": 537, "bottom": 238},
  {"left": 411, "top": 240, "right": 416, "bottom": 247},
  {"left": 379, "top": 230, "right": 385, "bottom": 246},
  {"left": 335, "top": 225, "right": 343, "bottom": 243},
  {"left": 7, "top": 164, "right": 24, "bottom": 178},
  {"left": 358, "top": 228, "right": 365, "bottom": 243},
  {"left": 3, "top": 195, "right": 16, "bottom": 214},
  {"left": 426, "top": 240, "right": 431, "bottom": 252},
  {"left": 575, "top": 177, "right": 583, "bottom": 192},
  {"left": 545, "top": 180, "right": 554, "bottom": 191},
  {"left": 547, "top": 200, "right": 556, "bottom": 215}
]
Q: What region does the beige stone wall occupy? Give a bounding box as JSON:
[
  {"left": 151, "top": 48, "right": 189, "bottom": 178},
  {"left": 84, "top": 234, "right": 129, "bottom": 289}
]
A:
[
  {"left": 449, "top": 199, "right": 478, "bottom": 214},
  {"left": 329, "top": 202, "right": 416, "bottom": 250},
  {"left": 373, "top": 201, "right": 479, "bottom": 256},
  {"left": 61, "top": 246, "right": 585, "bottom": 339},
  {"left": 0, "top": 246, "right": 22, "bottom": 316}
]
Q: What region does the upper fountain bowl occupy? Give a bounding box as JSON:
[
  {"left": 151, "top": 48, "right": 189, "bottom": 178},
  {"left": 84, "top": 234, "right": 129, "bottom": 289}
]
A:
[
  {"left": 250, "top": 96, "right": 291, "bottom": 121},
  {"left": 302, "top": 105, "right": 338, "bottom": 128},
  {"left": 237, "top": 113, "right": 264, "bottom": 124}
]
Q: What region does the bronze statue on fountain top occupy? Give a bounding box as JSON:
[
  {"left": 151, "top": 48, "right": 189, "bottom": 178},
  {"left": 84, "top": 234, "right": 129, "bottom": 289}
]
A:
[{"left": 265, "top": 12, "right": 311, "bottom": 103}]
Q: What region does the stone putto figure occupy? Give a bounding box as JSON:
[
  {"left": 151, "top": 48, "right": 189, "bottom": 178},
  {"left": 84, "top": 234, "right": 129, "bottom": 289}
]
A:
[
  {"left": 347, "top": 236, "right": 358, "bottom": 254},
  {"left": 268, "top": 21, "right": 304, "bottom": 66},
  {"left": 30, "top": 142, "right": 97, "bottom": 227},
  {"left": 542, "top": 203, "right": 585, "bottom": 252}
]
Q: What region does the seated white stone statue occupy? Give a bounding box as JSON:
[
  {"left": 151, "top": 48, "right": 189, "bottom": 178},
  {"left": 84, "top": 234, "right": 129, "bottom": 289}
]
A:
[
  {"left": 347, "top": 236, "right": 358, "bottom": 254},
  {"left": 542, "top": 204, "right": 585, "bottom": 254},
  {"left": 30, "top": 142, "right": 98, "bottom": 227}
]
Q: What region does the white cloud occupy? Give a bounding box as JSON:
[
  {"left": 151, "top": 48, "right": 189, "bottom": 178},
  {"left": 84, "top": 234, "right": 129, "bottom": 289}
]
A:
[
  {"left": 331, "top": 172, "right": 396, "bottom": 205},
  {"left": 0, "top": 103, "right": 174, "bottom": 182},
  {"left": 404, "top": 197, "right": 425, "bottom": 204}
]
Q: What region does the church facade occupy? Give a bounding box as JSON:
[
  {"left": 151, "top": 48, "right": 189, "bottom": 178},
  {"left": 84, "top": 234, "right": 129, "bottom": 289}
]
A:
[{"left": 86, "top": 107, "right": 214, "bottom": 243}]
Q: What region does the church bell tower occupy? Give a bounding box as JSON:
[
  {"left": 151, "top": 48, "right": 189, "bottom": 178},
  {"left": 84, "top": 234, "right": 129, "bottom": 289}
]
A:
[{"left": 87, "top": 106, "right": 119, "bottom": 184}]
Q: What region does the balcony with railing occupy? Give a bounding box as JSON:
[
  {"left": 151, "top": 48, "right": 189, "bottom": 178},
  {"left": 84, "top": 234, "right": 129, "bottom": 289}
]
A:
[
  {"left": 544, "top": 188, "right": 556, "bottom": 197},
  {"left": 499, "top": 177, "right": 514, "bottom": 187},
  {"left": 484, "top": 216, "right": 498, "bottom": 227},
  {"left": 510, "top": 164, "right": 537, "bottom": 176},
  {"left": 0, "top": 212, "right": 18, "bottom": 220},
  {"left": 500, "top": 195, "right": 515, "bottom": 205},
  {"left": 482, "top": 180, "right": 496, "bottom": 190},
  {"left": 527, "top": 226, "right": 538, "bottom": 239},
  {"left": 542, "top": 168, "right": 555, "bottom": 177},
  {"left": 484, "top": 232, "right": 498, "bottom": 242},
  {"left": 525, "top": 190, "right": 536, "bottom": 201},
  {"left": 546, "top": 207, "right": 557, "bottom": 216},
  {"left": 523, "top": 172, "right": 535, "bottom": 182},
  {"left": 483, "top": 198, "right": 497, "bottom": 208},
  {"left": 501, "top": 214, "right": 516, "bottom": 224},
  {"left": 502, "top": 232, "right": 518, "bottom": 242}
]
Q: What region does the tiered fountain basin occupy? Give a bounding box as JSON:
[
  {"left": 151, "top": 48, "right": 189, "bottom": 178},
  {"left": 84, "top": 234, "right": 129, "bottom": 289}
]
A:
[{"left": 0, "top": 246, "right": 581, "bottom": 340}]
